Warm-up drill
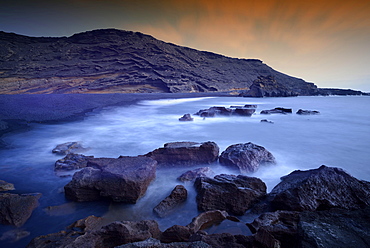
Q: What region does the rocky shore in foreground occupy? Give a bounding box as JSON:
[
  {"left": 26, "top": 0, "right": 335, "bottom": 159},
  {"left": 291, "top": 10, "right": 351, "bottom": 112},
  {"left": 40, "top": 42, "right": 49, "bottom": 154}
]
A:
[{"left": 1, "top": 139, "right": 370, "bottom": 247}]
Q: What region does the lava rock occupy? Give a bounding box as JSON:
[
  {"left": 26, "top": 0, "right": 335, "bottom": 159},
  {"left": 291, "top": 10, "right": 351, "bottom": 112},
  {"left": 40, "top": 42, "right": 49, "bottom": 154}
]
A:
[
  {"left": 64, "top": 156, "right": 157, "bottom": 203},
  {"left": 177, "top": 167, "right": 215, "bottom": 182},
  {"left": 260, "top": 107, "right": 292, "bottom": 114},
  {"left": 144, "top": 141, "right": 219, "bottom": 167},
  {"left": 179, "top": 114, "right": 194, "bottom": 121},
  {"left": 55, "top": 153, "right": 94, "bottom": 172},
  {"left": 296, "top": 109, "right": 320, "bottom": 115},
  {"left": 268, "top": 165, "right": 370, "bottom": 211},
  {"left": 0, "top": 193, "right": 41, "bottom": 227},
  {"left": 153, "top": 185, "right": 188, "bottom": 218},
  {"left": 195, "top": 174, "right": 267, "bottom": 215},
  {"left": 219, "top": 142, "right": 276, "bottom": 173},
  {"left": 0, "top": 180, "right": 15, "bottom": 191},
  {"left": 52, "top": 141, "right": 87, "bottom": 155}
]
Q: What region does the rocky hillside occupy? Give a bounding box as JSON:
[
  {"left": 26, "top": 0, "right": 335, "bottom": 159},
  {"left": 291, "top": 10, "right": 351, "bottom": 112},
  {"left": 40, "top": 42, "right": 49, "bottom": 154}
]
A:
[{"left": 0, "top": 29, "right": 320, "bottom": 95}]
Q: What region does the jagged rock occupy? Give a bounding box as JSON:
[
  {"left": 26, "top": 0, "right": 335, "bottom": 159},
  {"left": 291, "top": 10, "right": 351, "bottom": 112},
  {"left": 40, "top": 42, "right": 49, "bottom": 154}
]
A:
[
  {"left": 195, "top": 174, "right": 267, "bottom": 215},
  {"left": 64, "top": 156, "right": 157, "bottom": 203},
  {"left": 54, "top": 153, "right": 94, "bottom": 173},
  {"left": 0, "top": 193, "right": 41, "bottom": 227},
  {"left": 247, "top": 210, "right": 300, "bottom": 248},
  {"left": 219, "top": 142, "right": 276, "bottom": 173},
  {"left": 177, "top": 167, "right": 215, "bottom": 182},
  {"left": 52, "top": 142, "right": 87, "bottom": 155},
  {"left": 144, "top": 141, "right": 219, "bottom": 167},
  {"left": 0, "top": 180, "right": 15, "bottom": 191},
  {"left": 194, "top": 106, "right": 233, "bottom": 117},
  {"left": 298, "top": 207, "right": 370, "bottom": 248},
  {"left": 296, "top": 109, "right": 320, "bottom": 115},
  {"left": 118, "top": 238, "right": 211, "bottom": 248},
  {"left": 260, "top": 119, "right": 274, "bottom": 124},
  {"left": 153, "top": 185, "right": 188, "bottom": 218},
  {"left": 179, "top": 114, "right": 194, "bottom": 121},
  {"left": 260, "top": 107, "right": 292, "bottom": 114},
  {"left": 268, "top": 165, "right": 370, "bottom": 211}
]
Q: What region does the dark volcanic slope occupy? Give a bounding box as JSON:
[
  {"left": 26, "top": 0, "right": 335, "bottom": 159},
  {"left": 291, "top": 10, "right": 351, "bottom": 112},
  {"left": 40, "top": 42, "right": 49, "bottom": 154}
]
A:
[{"left": 0, "top": 29, "right": 318, "bottom": 95}]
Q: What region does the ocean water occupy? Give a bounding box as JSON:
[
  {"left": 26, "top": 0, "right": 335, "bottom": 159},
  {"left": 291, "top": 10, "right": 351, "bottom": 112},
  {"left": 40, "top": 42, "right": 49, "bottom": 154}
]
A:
[{"left": 0, "top": 96, "right": 369, "bottom": 247}]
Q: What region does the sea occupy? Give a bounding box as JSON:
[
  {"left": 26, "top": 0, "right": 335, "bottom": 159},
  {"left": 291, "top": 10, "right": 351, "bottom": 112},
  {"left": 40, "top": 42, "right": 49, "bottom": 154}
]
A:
[{"left": 0, "top": 95, "right": 369, "bottom": 247}]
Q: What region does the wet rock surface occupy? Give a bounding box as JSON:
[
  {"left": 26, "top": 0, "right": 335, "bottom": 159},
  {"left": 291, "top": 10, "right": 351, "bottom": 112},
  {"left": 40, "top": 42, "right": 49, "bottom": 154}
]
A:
[
  {"left": 296, "top": 109, "right": 320, "bottom": 115},
  {"left": 0, "top": 180, "right": 15, "bottom": 191},
  {"left": 260, "top": 107, "right": 293, "bottom": 114},
  {"left": 54, "top": 153, "right": 94, "bottom": 174},
  {"left": 64, "top": 156, "right": 157, "bottom": 203},
  {"left": 219, "top": 142, "right": 276, "bottom": 173},
  {"left": 194, "top": 106, "right": 256, "bottom": 117},
  {"left": 195, "top": 174, "right": 267, "bottom": 215},
  {"left": 267, "top": 165, "right": 370, "bottom": 211},
  {"left": 153, "top": 185, "right": 188, "bottom": 218},
  {"left": 178, "top": 114, "right": 194, "bottom": 121},
  {"left": 0, "top": 193, "right": 41, "bottom": 227},
  {"left": 177, "top": 167, "right": 215, "bottom": 182},
  {"left": 52, "top": 141, "right": 87, "bottom": 155},
  {"left": 144, "top": 141, "right": 219, "bottom": 167}
]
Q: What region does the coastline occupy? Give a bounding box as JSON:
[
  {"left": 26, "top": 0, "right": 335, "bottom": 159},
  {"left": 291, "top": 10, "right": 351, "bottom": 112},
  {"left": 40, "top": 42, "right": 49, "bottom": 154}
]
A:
[{"left": 0, "top": 93, "right": 229, "bottom": 143}]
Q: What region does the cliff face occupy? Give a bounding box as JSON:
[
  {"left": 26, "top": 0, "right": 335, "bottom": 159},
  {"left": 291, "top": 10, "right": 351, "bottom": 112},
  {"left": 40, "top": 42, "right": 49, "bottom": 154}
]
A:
[{"left": 0, "top": 29, "right": 319, "bottom": 95}]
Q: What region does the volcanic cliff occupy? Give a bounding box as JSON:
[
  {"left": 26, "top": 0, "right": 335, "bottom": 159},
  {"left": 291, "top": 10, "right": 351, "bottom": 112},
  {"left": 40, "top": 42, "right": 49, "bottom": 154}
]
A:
[{"left": 0, "top": 29, "right": 320, "bottom": 95}]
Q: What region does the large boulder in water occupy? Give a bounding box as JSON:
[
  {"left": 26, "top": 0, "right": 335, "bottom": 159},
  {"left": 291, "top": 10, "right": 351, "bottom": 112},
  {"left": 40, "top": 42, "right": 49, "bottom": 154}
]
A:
[
  {"left": 0, "top": 193, "right": 41, "bottom": 227},
  {"left": 144, "top": 141, "right": 219, "bottom": 167},
  {"left": 64, "top": 156, "right": 157, "bottom": 203},
  {"left": 195, "top": 174, "right": 267, "bottom": 215},
  {"left": 268, "top": 165, "right": 370, "bottom": 211},
  {"left": 153, "top": 185, "right": 188, "bottom": 218},
  {"left": 219, "top": 142, "right": 276, "bottom": 173}
]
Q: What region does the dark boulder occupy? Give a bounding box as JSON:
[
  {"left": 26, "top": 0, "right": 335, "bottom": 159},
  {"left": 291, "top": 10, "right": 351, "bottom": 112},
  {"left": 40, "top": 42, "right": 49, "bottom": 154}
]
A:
[
  {"left": 247, "top": 210, "right": 300, "bottom": 248},
  {"left": 232, "top": 107, "right": 256, "bottom": 116},
  {"left": 153, "top": 185, "right": 188, "bottom": 218},
  {"left": 55, "top": 153, "right": 94, "bottom": 174},
  {"left": 260, "top": 119, "right": 274, "bottom": 124},
  {"left": 298, "top": 207, "right": 370, "bottom": 248},
  {"left": 144, "top": 141, "right": 219, "bottom": 167},
  {"left": 260, "top": 107, "right": 292, "bottom": 114},
  {"left": 161, "top": 225, "right": 193, "bottom": 243},
  {"left": 296, "top": 109, "right": 320, "bottom": 115},
  {"left": 219, "top": 142, "right": 276, "bottom": 173},
  {"left": 179, "top": 114, "right": 194, "bottom": 121},
  {"left": 268, "top": 165, "right": 370, "bottom": 211},
  {"left": 195, "top": 174, "right": 267, "bottom": 215},
  {"left": 52, "top": 141, "right": 87, "bottom": 155},
  {"left": 177, "top": 167, "right": 215, "bottom": 182},
  {"left": 0, "top": 193, "right": 41, "bottom": 227},
  {"left": 0, "top": 180, "right": 15, "bottom": 191},
  {"left": 64, "top": 156, "right": 157, "bottom": 203},
  {"left": 194, "top": 106, "right": 233, "bottom": 117}
]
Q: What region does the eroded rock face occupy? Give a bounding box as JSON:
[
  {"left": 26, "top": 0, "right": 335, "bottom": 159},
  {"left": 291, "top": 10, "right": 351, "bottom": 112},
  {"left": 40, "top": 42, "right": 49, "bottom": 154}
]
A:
[
  {"left": 219, "top": 142, "right": 276, "bottom": 173},
  {"left": 268, "top": 165, "right": 370, "bottom": 211},
  {"left": 0, "top": 193, "right": 41, "bottom": 227},
  {"left": 153, "top": 185, "right": 188, "bottom": 218},
  {"left": 64, "top": 156, "right": 157, "bottom": 203},
  {"left": 144, "top": 141, "right": 219, "bottom": 167},
  {"left": 195, "top": 174, "right": 267, "bottom": 215},
  {"left": 177, "top": 167, "right": 215, "bottom": 182}
]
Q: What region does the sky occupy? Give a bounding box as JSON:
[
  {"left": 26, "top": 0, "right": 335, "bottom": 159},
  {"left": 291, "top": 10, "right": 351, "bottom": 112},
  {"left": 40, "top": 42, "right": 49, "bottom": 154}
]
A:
[{"left": 1, "top": 0, "right": 370, "bottom": 91}]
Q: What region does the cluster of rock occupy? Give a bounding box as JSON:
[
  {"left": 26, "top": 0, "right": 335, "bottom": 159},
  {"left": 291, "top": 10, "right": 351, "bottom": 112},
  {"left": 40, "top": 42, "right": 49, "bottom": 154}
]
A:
[
  {"left": 27, "top": 164, "right": 370, "bottom": 247},
  {"left": 260, "top": 107, "right": 320, "bottom": 115}
]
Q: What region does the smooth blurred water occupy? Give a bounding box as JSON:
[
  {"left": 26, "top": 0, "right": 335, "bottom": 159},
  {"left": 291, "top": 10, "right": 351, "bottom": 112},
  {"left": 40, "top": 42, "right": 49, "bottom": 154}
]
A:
[{"left": 0, "top": 96, "right": 369, "bottom": 247}]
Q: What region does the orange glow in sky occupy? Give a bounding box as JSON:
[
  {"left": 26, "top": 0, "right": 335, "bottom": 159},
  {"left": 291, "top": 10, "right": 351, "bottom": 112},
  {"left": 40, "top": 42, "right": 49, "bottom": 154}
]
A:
[{"left": 1, "top": 0, "right": 370, "bottom": 91}]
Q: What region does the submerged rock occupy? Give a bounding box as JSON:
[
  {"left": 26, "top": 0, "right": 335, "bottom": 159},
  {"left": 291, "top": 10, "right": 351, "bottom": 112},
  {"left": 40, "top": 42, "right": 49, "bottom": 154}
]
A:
[
  {"left": 177, "top": 167, "right": 215, "bottom": 182},
  {"left": 260, "top": 107, "right": 292, "bottom": 114},
  {"left": 296, "top": 109, "right": 320, "bottom": 115},
  {"left": 64, "top": 156, "right": 157, "bottom": 203},
  {"left": 0, "top": 229, "right": 30, "bottom": 243},
  {"left": 179, "top": 114, "right": 194, "bottom": 121},
  {"left": 268, "top": 165, "right": 370, "bottom": 211},
  {"left": 219, "top": 142, "right": 276, "bottom": 173},
  {"left": 0, "top": 180, "right": 15, "bottom": 191},
  {"left": 0, "top": 193, "right": 41, "bottom": 227},
  {"left": 260, "top": 119, "right": 274, "bottom": 124},
  {"left": 195, "top": 174, "right": 267, "bottom": 215},
  {"left": 153, "top": 185, "right": 188, "bottom": 218},
  {"left": 52, "top": 141, "right": 87, "bottom": 155},
  {"left": 144, "top": 141, "right": 219, "bottom": 167}
]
